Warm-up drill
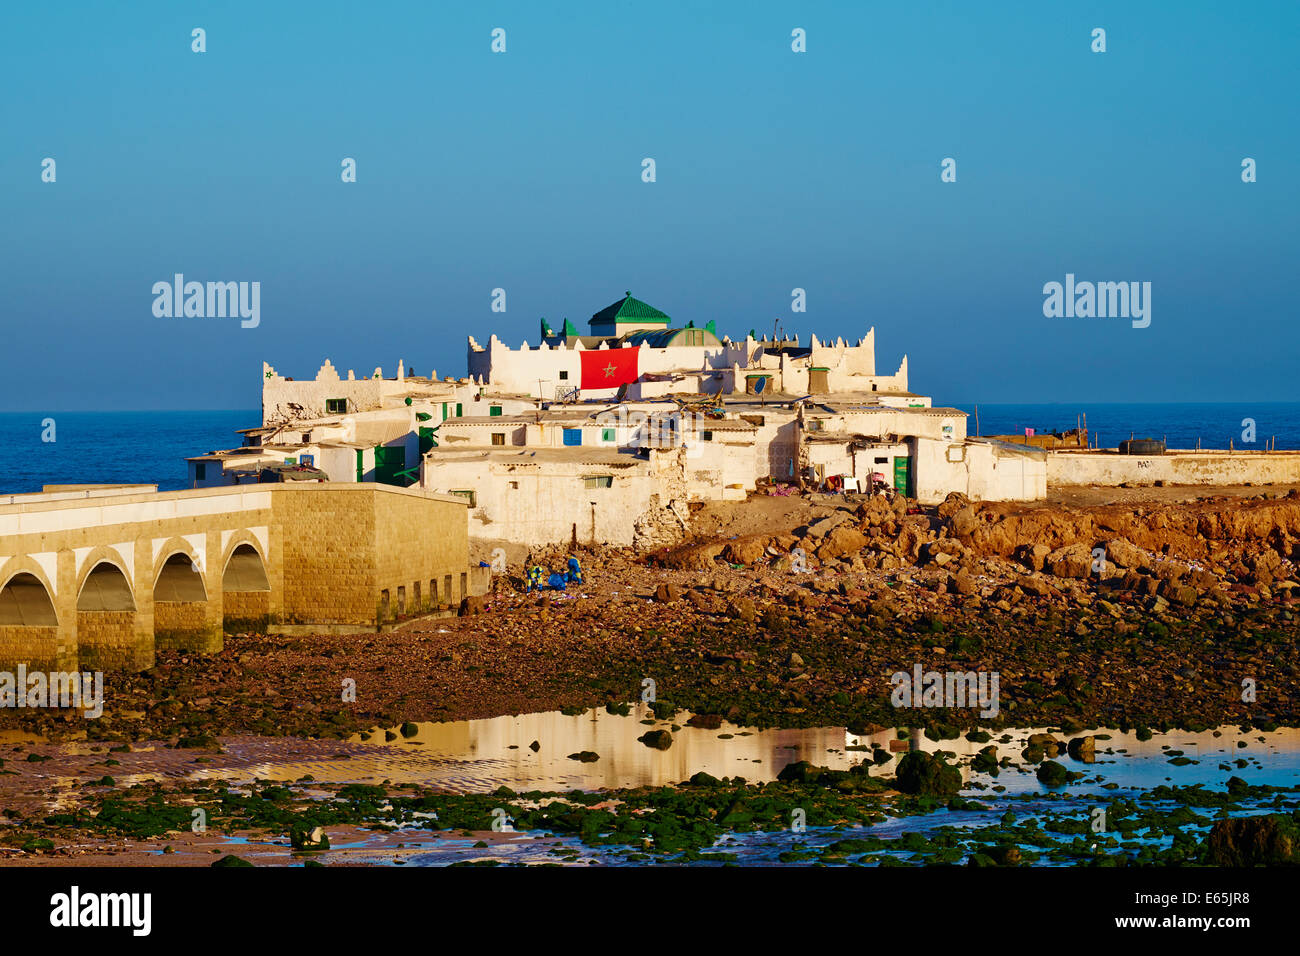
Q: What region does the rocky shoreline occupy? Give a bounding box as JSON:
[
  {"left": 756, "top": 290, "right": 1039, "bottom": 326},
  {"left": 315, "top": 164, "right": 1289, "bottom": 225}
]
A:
[{"left": 2, "top": 489, "right": 1297, "bottom": 744}]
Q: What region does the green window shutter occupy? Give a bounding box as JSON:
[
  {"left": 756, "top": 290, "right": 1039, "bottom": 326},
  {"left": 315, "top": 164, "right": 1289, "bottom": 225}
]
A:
[
  {"left": 489, "top": 405, "right": 502, "bottom": 417},
  {"left": 602, "top": 428, "right": 615, "bottom": 442},
  {"left": 456, "top": 403, "right": 463, "bottom": 417},
  {"left": 419, "top": 427, "right": 437, "bottom": 455}
]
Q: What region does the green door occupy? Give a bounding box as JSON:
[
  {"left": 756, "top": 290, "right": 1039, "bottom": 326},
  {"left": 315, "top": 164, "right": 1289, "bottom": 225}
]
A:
[
  {"left": 356, "top": 449, "right": 364, "bottom": 482},
  {"left": 892, "top": 456, "right": 911, "bottom": 495},
  {"left": 374, "top": 445, "right": 407, "bottom": 486}
]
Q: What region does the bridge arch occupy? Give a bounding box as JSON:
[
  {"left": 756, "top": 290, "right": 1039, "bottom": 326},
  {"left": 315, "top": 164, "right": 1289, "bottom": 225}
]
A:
[
  {"left": 222, "top": 540, "right": 270, "bottom": 591},
  {"left": 77, "top": 559, "right": 136, "bottom": 612},
  {"left": 0, "top": 560, "right": 61, "bottom": 670},
  {"left": 74, "top": 550, "right": 147, "bottom": 670},
  {"left": 73, "top": 546, "right": 136, "bottom": 610},
  {"left": 153, "top": 543, "right": 209, "bottom": 603},
  {"left": 153, "top": 545, "right": 216, "bottom": 653},
  {"left": 222, "top": 536, "right": 271, "bottom": 631},
  {"left": 0, "top": 559, "right": 59, "bottom": 627}
]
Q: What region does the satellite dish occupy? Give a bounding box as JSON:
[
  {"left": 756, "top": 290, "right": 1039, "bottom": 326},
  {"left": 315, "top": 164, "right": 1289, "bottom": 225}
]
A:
[
  {"left": 615, "top": 383, "right": 629, "bottom": 402},
  {"left": 753, "top": 376, "right": 767, "bottom": 395}
]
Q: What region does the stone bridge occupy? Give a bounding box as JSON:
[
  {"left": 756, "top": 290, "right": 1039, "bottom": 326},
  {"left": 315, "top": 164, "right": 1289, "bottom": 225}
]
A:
[{"left": 0, "top": 483, "right": 471, "bottom": 673}]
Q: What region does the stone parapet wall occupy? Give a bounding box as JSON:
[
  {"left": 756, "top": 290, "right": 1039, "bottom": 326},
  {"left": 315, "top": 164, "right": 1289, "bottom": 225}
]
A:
[{"left": 1048, "top": 451, "right": 1300, "bottom": 487}]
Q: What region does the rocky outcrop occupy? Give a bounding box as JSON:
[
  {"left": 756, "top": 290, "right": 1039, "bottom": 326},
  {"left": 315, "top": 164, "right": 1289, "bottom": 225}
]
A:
[{"left": 1203, "top": 815, "right": 1299, "bottom": 866}]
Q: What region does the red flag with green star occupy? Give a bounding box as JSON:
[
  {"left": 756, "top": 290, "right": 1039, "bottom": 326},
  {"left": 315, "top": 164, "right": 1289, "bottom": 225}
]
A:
[{"left": 580, "top": 346, "right": 640, "bottom": 390}]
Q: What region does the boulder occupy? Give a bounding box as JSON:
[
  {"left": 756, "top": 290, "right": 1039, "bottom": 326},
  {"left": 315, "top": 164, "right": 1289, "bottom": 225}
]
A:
[
  {"left": 1203, "top": 815, "right": 1299, "bottom": 866},
  {"left": 1036, "top": 760, "right": 1070, "bottom": 787},
  {"left": 816, "top": 525, "right": 868, "bottom": 561},
  {"left": 1161, "top": 581, "right": 1200, "bottom": 607},
  {"left": 951, "top": 572, "right": 978, "bottom": 596},
  {"left": 948, "top": 506, "right": 979, "bottom": 540},
  {"left": 723, "top": 536, "right": 769, "bottom": 566},
  {"left": 1066, "top": 736, "right": 1096, "bottom": 763},
  {"left": 659, "top": 541, "right": 726, "bottom": 570},
  {"left": 936, "top": 492, "right": 971, "bottom": 520},
  {"left": 1019, "top": 575, "right": 1058, "bottom": 598},
  {"left": 1045, "top": 543, "right": 1095, "bottom": 579},
  {"left": 725, "top": 597, "right": 757, "bottom": 622},
  {"left": 1104, "top": 538, "right": 1146, "bottom": 570},
  {"left": 290, "top": 826, "right": 331, "bottom": 851},
  {"left": 637, "top": 730, "right": 673, "bottom": 750},
  {"left": 654, "top": 583, "right": 683, "bottom": 603},
  {"left": 894, "top": 751, "right": 963, "bottom": 796},
  {"left": 1015, "top": 543, "right": 1050, "bottom": 573}
]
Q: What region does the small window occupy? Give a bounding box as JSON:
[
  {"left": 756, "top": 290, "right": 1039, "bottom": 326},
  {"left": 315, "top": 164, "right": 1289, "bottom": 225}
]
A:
[
  {"left": 702, "top": 430, "right": 713, "bottom": 441},
  {"left": 563, "top": 428, "right": 582, "bottom": 446},
  {"left": 559, "top": 370, "right": 569, "bottom": 381},
  {"left": 491, "top": 432, "right": 505, "bottom": 446},
  {"left": 301, "top": 433, "right": 311, "bottom": 443},
  {"left": 450, "top": 489, "right": 477, "bottom": 506},
  {"left": 326, "top": 398, "right": 347, "bottom": 414},
  {"left": 602, "top": 427, "right": 615, "bottom": 442},
  {"left": 489, "top": 405, "right": 503, "bottom": 417},
  {"left": 195, "top": 462, "right": 207, "bottom": 481},
  {"left": 583, "top": 475, "right": 613, "bottom": 489},
  {"left": 508, "top": 481, "right": 518, "bottom": 490},
  {"left": 875, "top": 457, "right": 888, "bottom": 464}
]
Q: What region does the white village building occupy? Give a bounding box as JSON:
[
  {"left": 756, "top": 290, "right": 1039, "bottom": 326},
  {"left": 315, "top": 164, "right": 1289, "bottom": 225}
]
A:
[{"left": 192, "top": 292, "right": 1046, "bottom": 546}]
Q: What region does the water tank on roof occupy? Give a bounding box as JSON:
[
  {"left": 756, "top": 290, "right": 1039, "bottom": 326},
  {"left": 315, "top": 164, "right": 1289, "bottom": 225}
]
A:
[{"left": 1119, "top": 438, "right": 1165, "bottom": 455}]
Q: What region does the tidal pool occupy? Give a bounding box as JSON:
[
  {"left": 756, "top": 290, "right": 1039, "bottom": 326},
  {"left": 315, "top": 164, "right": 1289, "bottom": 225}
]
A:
[
  {"left": 16, "top": 706, "right": 1295, "bottom": 866},
  {"left": 185, "top": 705, "right": 1298, "bottom": 797}
]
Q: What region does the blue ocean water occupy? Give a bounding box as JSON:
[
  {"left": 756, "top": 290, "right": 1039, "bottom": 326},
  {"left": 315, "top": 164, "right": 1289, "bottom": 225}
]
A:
[
  {"left": 953, "top": 402, "right": 1300, "bottom": 451},
  {"left": 0, "top": 410, "right": 257, "bottom": 494},
  {"left": 0, "top": 404, "right": 1295, "bottom": 495}
]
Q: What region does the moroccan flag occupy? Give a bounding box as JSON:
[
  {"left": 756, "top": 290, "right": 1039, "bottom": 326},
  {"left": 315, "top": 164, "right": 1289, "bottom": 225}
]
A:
[{"left": 580, "top": 346, "right": 639, "bottom": 390}]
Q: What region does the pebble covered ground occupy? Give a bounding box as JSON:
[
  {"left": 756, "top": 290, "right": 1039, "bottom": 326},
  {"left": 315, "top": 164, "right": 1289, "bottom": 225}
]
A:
[{"left": 2, "top": 486, "right": 1298, "bottom": 866}]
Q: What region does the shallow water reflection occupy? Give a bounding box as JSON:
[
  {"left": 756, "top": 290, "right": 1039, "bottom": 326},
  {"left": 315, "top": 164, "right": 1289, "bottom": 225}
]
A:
[{"left": 191, "top": 705, "right": 1300, "bottom": 797}]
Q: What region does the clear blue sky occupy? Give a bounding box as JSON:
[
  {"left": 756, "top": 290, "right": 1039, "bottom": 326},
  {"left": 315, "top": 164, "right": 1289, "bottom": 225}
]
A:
[{"left": 2, "top": 1, "right": 1295, "bottom": 411}]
